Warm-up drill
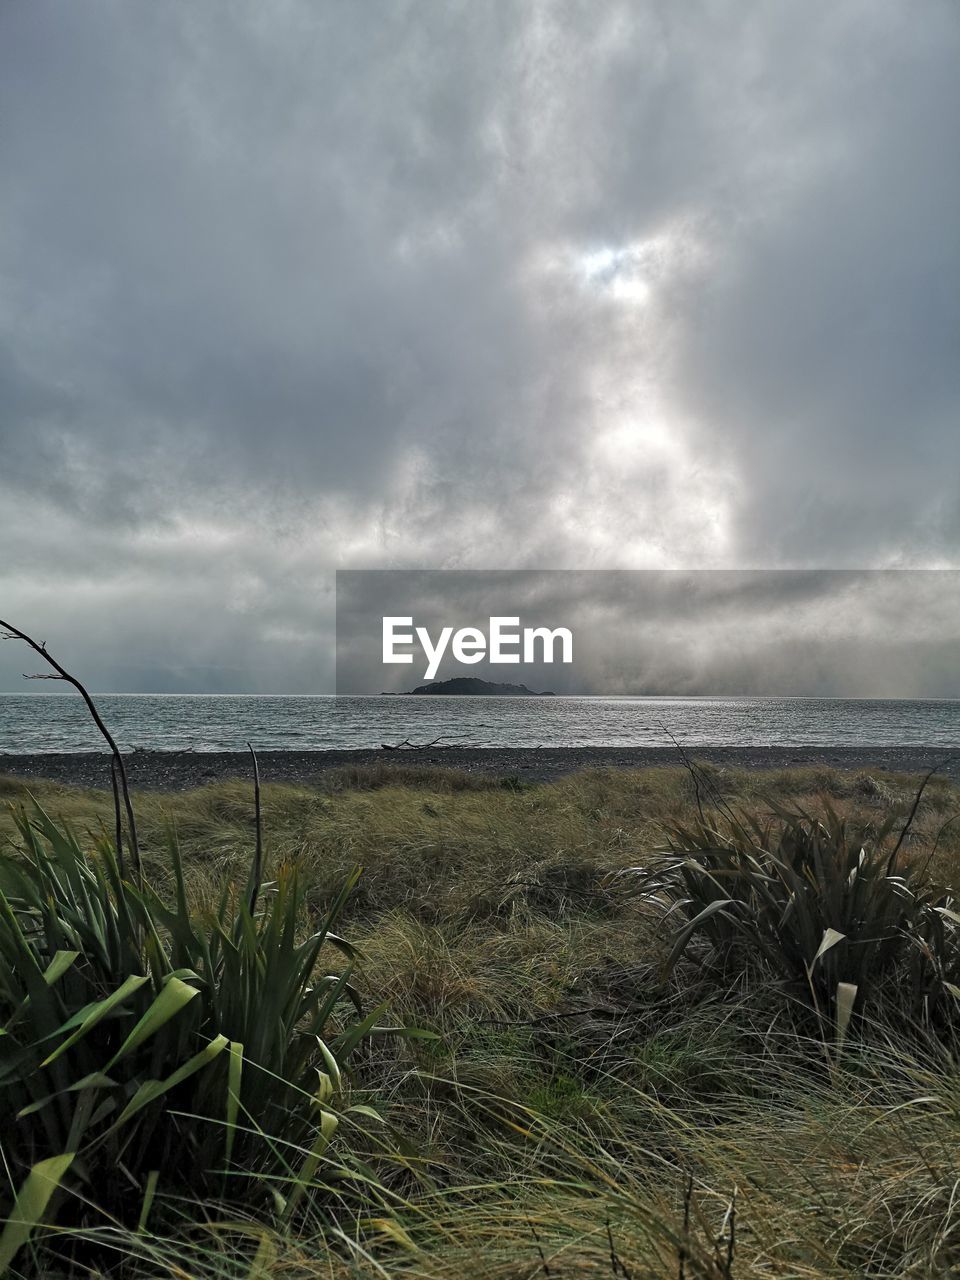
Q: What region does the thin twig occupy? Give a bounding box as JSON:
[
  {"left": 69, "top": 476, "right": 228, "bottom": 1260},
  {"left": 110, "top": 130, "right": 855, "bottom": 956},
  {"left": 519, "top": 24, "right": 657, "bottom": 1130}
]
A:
[
  {"left": 678, "top": 1172, "right": 693, "bottom": 1280},
  {"left": 527, "top": 1219, "right": 551, "bottom": 1277},
  {"left": 110, "top": 756, "right": 124, "bottom": 879},
  {"left": 886, "top": 763, "right": 944, "bottom": 875},
  {"left": 607, "top": 1216, "right": 632, "bottom": 1278},
  {"left": 658, "top": 721, "right": 742, "bottom": 824},
  {"left": 660, "top": 722, "right": 706, "bottom": 824},
  {"left": 1, "top": 617, "right": 142, "bottom": 887},
  {"left": 724, "top": 1186, "right": 737, "bottom": 1278},
  {"left": 247, "top": 742, "right": 263, "bottom": 916}
]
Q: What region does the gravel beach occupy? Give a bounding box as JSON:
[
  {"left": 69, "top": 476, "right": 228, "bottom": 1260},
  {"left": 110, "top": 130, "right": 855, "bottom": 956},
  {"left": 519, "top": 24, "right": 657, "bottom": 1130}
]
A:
[{"left": 1, "top": 744, "right": 958, "bottom": 791}]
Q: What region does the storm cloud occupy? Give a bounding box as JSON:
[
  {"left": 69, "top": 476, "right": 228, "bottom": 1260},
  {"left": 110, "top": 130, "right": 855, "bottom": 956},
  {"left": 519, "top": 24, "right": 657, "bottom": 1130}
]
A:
[
  {"left": 336, "top": 570, "right": 960, "bottom": 696},
  {"left": 1, "top": 2, "right": 957, "bottom": 691}
]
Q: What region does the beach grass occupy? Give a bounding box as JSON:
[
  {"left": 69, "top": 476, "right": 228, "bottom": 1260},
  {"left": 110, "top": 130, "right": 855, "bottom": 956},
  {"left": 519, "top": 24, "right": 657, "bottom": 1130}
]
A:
[{"left": 1, "top": 762, "right": 959, "bottom": 1277}]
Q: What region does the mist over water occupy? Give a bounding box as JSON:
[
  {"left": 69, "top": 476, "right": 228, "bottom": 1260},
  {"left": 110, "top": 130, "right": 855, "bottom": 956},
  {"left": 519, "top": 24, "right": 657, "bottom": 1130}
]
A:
[{"left": 1, "top": 693, "right": 957, "bottom": 754}]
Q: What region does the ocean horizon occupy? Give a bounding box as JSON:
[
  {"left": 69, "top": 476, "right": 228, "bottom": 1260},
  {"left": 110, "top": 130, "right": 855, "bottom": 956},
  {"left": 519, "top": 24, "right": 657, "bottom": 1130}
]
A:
[{"left": 2, "top": 691, "right": 957, "bottom": 754}]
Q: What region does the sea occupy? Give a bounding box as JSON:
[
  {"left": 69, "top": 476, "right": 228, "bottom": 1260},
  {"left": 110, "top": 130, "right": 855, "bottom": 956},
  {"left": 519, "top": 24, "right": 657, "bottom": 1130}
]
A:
[{"left": 0, "top": 693, "right": 958, "bottom": 754}]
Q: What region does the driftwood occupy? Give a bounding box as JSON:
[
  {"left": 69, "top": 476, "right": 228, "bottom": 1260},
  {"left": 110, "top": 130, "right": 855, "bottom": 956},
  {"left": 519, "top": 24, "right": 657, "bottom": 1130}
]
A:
[{"left": 380, "top": 735, "right": 470, "bottom": 751}]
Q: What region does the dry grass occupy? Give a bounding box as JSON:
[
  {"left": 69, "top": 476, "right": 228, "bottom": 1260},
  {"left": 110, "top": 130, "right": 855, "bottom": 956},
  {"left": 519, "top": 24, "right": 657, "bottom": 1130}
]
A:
[{"left": 2, "top": 761, "right": 959, "bottom": 1278}]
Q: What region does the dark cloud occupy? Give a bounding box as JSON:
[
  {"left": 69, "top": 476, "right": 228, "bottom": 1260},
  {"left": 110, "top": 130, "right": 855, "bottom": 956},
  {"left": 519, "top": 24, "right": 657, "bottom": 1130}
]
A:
[
  {"left": 335, "top": 570, "right": 960, "bottom": 696},
  {"left": 1, "top": 2, "right": 957, "bottom": 690}
]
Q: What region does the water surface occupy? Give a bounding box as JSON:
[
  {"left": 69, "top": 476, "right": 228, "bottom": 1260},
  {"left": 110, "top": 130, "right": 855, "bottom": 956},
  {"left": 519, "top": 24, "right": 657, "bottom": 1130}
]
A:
[{"left": 0, "top": 693, "right": 957, "bottom": 753}]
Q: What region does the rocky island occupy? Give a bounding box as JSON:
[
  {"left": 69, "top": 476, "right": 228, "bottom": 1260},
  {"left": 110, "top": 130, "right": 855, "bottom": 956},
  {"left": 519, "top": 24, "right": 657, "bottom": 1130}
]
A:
[{"left": 407, "top": 677, "right": 555, "bottom": 696}]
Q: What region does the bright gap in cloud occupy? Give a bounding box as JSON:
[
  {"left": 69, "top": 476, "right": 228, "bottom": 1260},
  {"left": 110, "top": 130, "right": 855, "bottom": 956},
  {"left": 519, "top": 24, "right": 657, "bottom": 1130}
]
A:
[
  {"left": 595, "top": 419, "right": 680, "bottom": 463},
  {"left": 575, "top": 236, "right": 676, "bottom": 304}
]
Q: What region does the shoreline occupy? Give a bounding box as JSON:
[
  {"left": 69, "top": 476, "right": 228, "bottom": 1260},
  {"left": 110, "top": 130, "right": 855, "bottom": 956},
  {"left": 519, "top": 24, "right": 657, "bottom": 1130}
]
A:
[{"left": 2, "top": 744, "right": 959, "bottom": 790}]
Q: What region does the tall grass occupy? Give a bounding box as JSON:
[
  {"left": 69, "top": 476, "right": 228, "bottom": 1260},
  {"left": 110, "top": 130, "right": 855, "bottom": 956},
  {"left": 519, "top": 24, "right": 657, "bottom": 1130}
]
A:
[
  {"left": 0, "top": 802, "right": 413, "bottom": 1275},
  {"left": 623, "top": 798, "right": 960, "bottom": 1038},
  {"left": 18, "top": 1025, "right": 960, "bottom": 1278},
  {"left": 1, "top": 761, "right": 959, "bottom": 1276}
]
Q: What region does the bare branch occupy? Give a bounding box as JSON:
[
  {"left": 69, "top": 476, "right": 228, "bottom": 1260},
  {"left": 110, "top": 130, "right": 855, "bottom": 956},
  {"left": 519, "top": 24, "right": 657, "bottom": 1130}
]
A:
[
  {"left": 110, "top": 757, "right": 125, "bottom": 880},
  {"left": 0, "top": 616, "right": 142, "bottom": 888},
  {"left": 247, "top": 742, "right": 263, "bottom": 916},
  {"left": 886, "top": 762, "right": 945, "bottom": 875},
  {"left": 659, "top": 720, "right": 739, "bottom": 825}
]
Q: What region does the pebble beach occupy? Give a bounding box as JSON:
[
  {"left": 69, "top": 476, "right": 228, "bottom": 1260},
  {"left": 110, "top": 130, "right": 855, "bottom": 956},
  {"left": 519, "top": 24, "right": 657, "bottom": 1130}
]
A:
[{"left": 2, "top": 743, "right": 959, "bottom": 791}]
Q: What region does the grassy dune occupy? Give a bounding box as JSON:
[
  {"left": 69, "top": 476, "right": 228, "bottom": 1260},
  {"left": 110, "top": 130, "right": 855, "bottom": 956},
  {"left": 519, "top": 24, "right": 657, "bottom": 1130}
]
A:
[{"left": 2, "top": 763, "right": 959, "bottom": 1277}]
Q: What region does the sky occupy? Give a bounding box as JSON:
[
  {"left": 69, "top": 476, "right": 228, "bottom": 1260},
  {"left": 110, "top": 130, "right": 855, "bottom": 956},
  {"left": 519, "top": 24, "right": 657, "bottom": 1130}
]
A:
[
  {"left": 1, "top": 1, "right": 958, "bottom": 693},
  {"left": 336, "top": 570, "right": 960, "bottom": 696}
]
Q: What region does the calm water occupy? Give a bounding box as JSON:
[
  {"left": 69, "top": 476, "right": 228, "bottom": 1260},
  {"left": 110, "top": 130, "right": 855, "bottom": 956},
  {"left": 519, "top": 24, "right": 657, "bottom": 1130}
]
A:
[{"left": 0, "top": 693, "right": 958, "bottom": 753}]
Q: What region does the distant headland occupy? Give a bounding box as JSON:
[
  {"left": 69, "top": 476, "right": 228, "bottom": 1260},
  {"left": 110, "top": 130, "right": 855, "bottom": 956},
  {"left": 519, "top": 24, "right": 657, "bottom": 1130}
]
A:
[{"left": 406, "top": 677, "right": 555, "bottom": 696}]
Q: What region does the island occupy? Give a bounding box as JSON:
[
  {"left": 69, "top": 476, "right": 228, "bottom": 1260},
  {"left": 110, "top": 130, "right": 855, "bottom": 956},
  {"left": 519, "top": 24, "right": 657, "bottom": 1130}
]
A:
[{"left": 407, "top": 677, "right": 555, "bottom": 696}]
